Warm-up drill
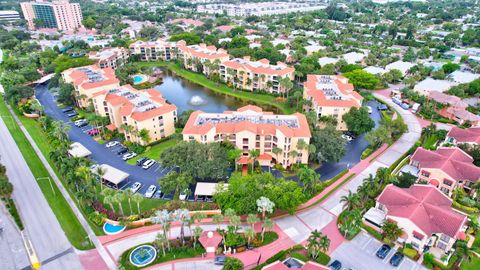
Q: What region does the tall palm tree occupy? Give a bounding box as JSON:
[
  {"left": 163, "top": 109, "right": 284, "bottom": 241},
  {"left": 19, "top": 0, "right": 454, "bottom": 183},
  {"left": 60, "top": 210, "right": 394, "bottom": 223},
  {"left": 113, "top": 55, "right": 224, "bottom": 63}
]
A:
[
  {"left": 307, "top": 230, "right": 322, "bottom": 259},
  {"left": 155, "top": 232, "right": 168, "bottom": 256},
  {"left": 244, "top": 227, "right": 256, "bottom": 246},
  {"left": 453, "top": 241, "right": 475, "bottom": 269},
  {"left": 113, "top": 191, "right": 125, "bottom": 216},
  {"left": 173, "top": 209, "right": 190, "bottom": 246},
  {"left": 229, "top": 215, "right": 241, "bottom": 232},
  {"left": 247, "top": 213, "right": 259, "bottom": 230},
  {"left": 124, "top": 189, "right": 134, "bottom": 215},
  {"left": 340, "top": 190, "right": 360, "bottom": 211},
  {"left": 151, "top": 210, "right": 172, "bottom": 250},
  {"left": 272, "top": 147, "right": 283, "bottom": 164},
  {"left": 192, "top": 227, "right": 203, "bottom": 249},
  {"left": 263, "top": 218, "right": 274, "bottom": 242},
  {"left": 248, "top": 149, "right": 260, "bottom": 172},
  {"left": 95, "top": 166, "right": 106, "bottom": 192},
  {"left": 103, "top": 194, "right": 115, "bottom": 212},
  {"left": 319, "top": 235, "right": 330, "bottom": 253},
  {"left": 132, "top": 193, "right": 143, "bottom": 214}
]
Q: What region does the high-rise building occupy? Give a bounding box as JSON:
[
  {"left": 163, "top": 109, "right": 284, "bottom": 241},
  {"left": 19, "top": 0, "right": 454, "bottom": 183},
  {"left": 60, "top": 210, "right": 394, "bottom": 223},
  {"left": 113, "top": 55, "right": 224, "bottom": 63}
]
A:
[{"left": 20, "top": 0, "right": 83, "bottom": 31}]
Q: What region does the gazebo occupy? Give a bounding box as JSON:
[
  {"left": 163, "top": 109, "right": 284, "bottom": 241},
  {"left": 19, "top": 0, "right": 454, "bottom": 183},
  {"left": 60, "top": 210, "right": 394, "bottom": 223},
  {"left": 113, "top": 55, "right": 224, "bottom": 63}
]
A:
[{"left": 198, "top": 231, "right": 222, "bottom": 257}]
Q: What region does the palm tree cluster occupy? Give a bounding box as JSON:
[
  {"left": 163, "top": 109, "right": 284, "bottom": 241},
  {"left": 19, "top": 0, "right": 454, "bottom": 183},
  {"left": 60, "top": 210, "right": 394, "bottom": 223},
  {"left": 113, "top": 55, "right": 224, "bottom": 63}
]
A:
[{"left": 306, "top": 230, "right": 330, "bottom": 260}]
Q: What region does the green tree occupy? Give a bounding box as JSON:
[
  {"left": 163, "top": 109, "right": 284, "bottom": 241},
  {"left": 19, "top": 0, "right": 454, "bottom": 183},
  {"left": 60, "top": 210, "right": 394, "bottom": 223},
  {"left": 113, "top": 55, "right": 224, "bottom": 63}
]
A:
[
  {"left": 223, "top": 258, "right": 244, "bottom": 270},
  {"left": 343, "top": 69, "right": 379, "bottom": 90},
  {"left": 342, "top": 107, "right": 375, "bottom": 135},
  {"left": 155, "top": 233, "right": 168, "bottom": 256},
  {"left": 82, "top": 17, "right": 96, "bottom": 28},
  {"left": 132, "top": 193, "right": 144, "bottom": 214},
  {"left": 311, "top": 125, "right": 346, "bottom": 163},
  {"left": 138, "top": 128, "right": 151, "bottom": 145},
  {"left": 297, "top": 167, "right": 320, "bottom": 195},
  {"left": 340, "top": 190, "right": 360, "bottom": 211},
  {"left": 381, "top": 220, "right": 403, "bottom": 242},
  {"left": 442, "top": 62, "right": 461, "bottom": 74},
  {"left": 158, "top": 171, "right": 195, "bottom": 200}
]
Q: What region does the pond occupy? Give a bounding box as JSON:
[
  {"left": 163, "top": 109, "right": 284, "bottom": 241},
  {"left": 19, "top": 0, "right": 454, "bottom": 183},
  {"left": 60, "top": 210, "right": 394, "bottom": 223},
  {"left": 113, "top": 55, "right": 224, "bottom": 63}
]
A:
[{"left": 153, "top": 69, "right": 278, "bottom": 114}]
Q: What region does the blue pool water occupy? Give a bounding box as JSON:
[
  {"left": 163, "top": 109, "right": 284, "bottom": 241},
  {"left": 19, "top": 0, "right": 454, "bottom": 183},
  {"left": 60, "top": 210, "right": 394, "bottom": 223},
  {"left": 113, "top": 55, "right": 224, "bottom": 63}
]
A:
[
  {"left": 103, "top": 223, "right": 126, "bottom": 235},
  {"left": 129, "top": 245, "right": 157, "bottom": 267},
  {"left": 133, "top": 75, "right": 144, "bottom": 84}
]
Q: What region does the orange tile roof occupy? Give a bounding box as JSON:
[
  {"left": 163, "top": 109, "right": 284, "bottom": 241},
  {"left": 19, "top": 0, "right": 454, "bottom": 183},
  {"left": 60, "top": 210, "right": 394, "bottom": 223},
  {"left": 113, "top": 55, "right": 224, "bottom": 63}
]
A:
[
  {"left": 304, "top": 74, "right": 363, "bottom": 108},
  {"left": 182, "top": 106, "right": 311, "bottom": 138},
  {"left": 222, "top": 58, "right": 294, "bottom": 76},
  {"left": 66, "top": 65, "right": 119, "bottom": 90},
  {"left": 177, "top": 43, "right": 229, "bottom": 60}
]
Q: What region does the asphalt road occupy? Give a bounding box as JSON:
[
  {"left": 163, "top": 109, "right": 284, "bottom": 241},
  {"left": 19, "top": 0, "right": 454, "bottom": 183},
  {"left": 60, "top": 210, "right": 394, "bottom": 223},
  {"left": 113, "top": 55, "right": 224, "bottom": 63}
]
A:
[
  {"left": 0, "top": 117, "right": 84, "bottom": 270},
  {"left": 0, "top": 203, "right": 30, "bottom": 270},
  {"left": 36, "top": 84, "right": 173, "bottom": 196}
]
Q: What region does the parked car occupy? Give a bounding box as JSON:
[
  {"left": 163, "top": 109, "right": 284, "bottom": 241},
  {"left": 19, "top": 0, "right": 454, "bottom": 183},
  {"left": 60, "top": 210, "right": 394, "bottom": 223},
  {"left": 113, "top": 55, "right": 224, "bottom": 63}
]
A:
[
  {"left": 76, "top": 121, "right": 88, "bottom": 128},
  {"left": 142, "top": 159, "right": 156, "bottom": 169},
  {"left": 130, "top": 182, "right": 142, "bottom": 193},
  {"left": 116, "top": 147, "right": 128, "bottom": 155},
  {"left": 341, "top": 134, "right": 353, "bottom": 142},
  {"left": 122, "top": 152, "right": 137, "bottom": 161},
  {"left": 329, "top": 260, "right": 342, "bottom": 270},
  {"left": 214, "top": 256, "right": 226, "bottom": 265},
  {"left": 376, "top": 244, "right": 392, "bottom": 259},
  {"left": 389, "top": 251, "right": 404, "bottom": 267},
  {"left": 105, "top": 141, "right": 119, "bottom": 148},
  {"left": 144, "top": 185, "right": 156, "bottom": 198},
  {"left": 86, "top": 128, "right": 99, "bottom": 136},
  {"left": 66, "top": 111, "right": 78, "bottom": 118},
  {"left": 136, "top": 157, "right": 149, "bottom": 166},
  {"left": 62, "top": 107, "right": 73, "bottom": 113},
  {"left": 179, "top": 189, "right": 189, "bottom": 201},
  {"left": 377, "top": 104, "right": 389, "bottom": 111},
  {"left": 367, "top": 106, "right": 373, "bottom": 114}
]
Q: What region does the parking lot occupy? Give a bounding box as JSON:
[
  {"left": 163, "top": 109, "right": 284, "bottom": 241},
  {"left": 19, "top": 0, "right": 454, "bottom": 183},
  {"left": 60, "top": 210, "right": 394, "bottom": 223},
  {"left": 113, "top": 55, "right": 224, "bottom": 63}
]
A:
[{"left": 330, "top": 232, "right": 427, "bottom": 270}]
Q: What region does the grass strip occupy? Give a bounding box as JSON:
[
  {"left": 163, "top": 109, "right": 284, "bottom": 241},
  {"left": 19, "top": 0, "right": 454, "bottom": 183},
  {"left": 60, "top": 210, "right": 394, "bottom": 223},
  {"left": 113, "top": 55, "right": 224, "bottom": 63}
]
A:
[
  {"left": 0, "top": 96, "right": 94, "bottom": 249},
  {"left": 134, "top": 61, "right": 293, "bottom": 114},
  {"left": 127, "top": 137, "right": 179, "bottom": 165}
]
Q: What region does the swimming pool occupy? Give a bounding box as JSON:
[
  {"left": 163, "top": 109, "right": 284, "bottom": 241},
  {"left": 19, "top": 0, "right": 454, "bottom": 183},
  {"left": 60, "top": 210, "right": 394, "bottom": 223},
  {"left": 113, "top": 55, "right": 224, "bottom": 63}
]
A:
[
  {"left": 129, "top": 245, "right": 157, "bottom": 267},
  {"left": 133, "top": 74, "right": 147, "bottom": 84},
  {"left": 103, "top": 222, "right": 126, "bottom": 235}
]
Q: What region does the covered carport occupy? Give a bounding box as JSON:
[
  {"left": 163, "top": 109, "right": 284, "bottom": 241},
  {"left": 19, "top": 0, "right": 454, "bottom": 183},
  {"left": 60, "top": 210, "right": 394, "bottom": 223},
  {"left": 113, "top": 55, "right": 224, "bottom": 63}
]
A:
[
  {"left": 194, "top": 182, "right": 228, "bottom": 202},
  {"left": 68, "top": 142, "right": 92, "bottom": 158},
  {"left": 94, "top": 164, "right": 129, "bottom": 189}
]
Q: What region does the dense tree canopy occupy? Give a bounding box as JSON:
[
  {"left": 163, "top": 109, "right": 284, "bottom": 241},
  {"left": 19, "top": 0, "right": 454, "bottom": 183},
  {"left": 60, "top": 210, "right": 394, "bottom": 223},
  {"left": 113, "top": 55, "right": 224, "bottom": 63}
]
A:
[
  {"left": 342, "top": 107, "right": 375, "bottom": 135},
  {"left": 310, "top": 125, "right": 346, "bottom": 163},
  {"left": 343, "top": 70, "right": 379, "bottom": 90}
]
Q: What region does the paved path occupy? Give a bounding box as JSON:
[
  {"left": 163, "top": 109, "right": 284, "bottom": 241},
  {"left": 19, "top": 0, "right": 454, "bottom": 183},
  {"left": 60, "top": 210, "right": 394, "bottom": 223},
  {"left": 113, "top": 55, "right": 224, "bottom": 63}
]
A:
[
  {"left": 0, "top": 116, "right": 83, "bottom": 270},
  {"left": 0, "top": 203, "right": 30, "bottom": 270},
  {"left": 3, "top": 103, "right": 117, "bottom": 270}
]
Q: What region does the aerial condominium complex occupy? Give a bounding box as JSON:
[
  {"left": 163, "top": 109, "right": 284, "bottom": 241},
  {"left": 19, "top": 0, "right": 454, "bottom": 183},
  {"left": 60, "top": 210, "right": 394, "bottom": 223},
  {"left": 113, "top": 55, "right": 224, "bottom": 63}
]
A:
[
  {"left": 91, "top": 86, "right": 177, "bottom": 145},
  {"left": 182, "top": 105, "right": 311, "bottom": 168},
  {"left": 220, "top": 57, "right": 295, "bottom": 94},
  {"left": 197, "top": 2, "right": 326, "bottom": 16},
  {"left": 176, "top": 41, "right": 230, "bottom": 76},
  {"left": 303, "top": 75, "right": 363, "bottom": 130},
  {"left": 20, "top": 0, "right": 83, "bottom": 31},
  {"left": 129, "top": 40, "right": 178, "bottom": 61},
  {"left": 62, "top": 65, "right": 120, "bottom": 108},
  {"left": 88, "top": 47, "right": 130, "bottom": 70}
]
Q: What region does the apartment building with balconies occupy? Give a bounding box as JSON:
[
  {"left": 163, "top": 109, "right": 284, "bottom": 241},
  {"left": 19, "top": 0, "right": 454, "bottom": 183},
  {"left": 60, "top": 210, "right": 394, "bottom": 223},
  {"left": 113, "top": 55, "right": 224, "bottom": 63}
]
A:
[
  {"left": 176, "top": 41, "right": 230, "bottom": 76},
  {"left": 182, "top": 105, "right": 311, "bottom": 168},
  {"left": 88, "top": 47, "right": 130, "bottom": 70},
  {"left": 129, "top": 40, "right": 178, "bottom": 61}
]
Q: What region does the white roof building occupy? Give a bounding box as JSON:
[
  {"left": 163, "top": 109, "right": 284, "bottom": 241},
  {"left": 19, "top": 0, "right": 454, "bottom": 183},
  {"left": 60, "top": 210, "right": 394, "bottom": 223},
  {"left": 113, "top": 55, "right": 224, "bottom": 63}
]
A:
[
  {"left": 318, "top": 57, "right": 339, "bottom": 66},
  {"left": 93, "top": 164, "right": 129, "bottom": 187},
  {"left": 194, "top": 182, "right": 228, "bottom": 197},
  {"left": 304, "top": 45, "right": 326, "bottom": 55},
  {"left": 385, "top": 61, "right": 415, "bottom": 76},
  {"left": 342, "top": 52, "right": 366, "bottom": 64},
  {"left": 68, "top": 142, "right": 92, "bottom": 158},
  {"left": 448, "top": 71, "right": 480, "bottom": 84},
  {"left": 413, "top": 78, "right": 457, "bottom": 96},
  {"left": 364, "top": 66, "right": 386, "bottom": 75}
]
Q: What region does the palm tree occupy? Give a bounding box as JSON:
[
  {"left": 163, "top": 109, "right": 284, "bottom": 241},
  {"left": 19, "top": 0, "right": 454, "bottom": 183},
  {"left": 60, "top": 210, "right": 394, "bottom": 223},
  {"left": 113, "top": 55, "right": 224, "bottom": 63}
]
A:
[
  {"left": 113, "top": 191, "right": 125, "bottom": 216},
  {"left": 131, "top": 193, "right": 143, "bottom": 214},
  {"left": 307, "top": 230, "right": 323, "bottom": 259},
  {"left": 247, "top": 213, "right": 259, "bottom": 230},
  {"left": 376, "top": 167, "right": 392, "bottom": 187},
  {"left": 356, "top": 182, "right": 371, "bottom": 205},
  {"left": 151, "top": 210, "right": 172, "bottom": 250},
  {"left": 298, "top": 167, "right": 320, "bottom": 194},
  {"left": 248, "top": 149, "right": 260, "bottom": 172},
  {"left": 244, "top": 227, "right": 256, "bottom": 246},
  {"left": 296, "top": 139, "right": 308, "bottom": 152},
  {"left": 453, "top": 241, "right": 475, "bottom": 269},
  {"left": 381, "top": 221, "right": 403, "bottom": 242},
  {"left": 339, "top": 209, "right": 362, "bottom": 238},
  {"left": 94, "top": 166, "right": 106, "bottom": 192},
  {"left": 263, "top": 218, "right": 274, "bottom": 241},
  {"left": 192, "top": 227, "right": 203, "bottom": 249},
  {"left": 279, "top": 77, "right": 294, "bottom": 98},
  {"left": 229, "top": 215, "right": 241, "bottom": 232},
  {"left": 173, "top": 209, "right": 190, "bottom": 246},
  {"left": 212, "top": 213, "right": 224, "bottom": 230},
  {"left": 155, "top": 232, "right": 168, "bottom": 256},
  {"left": 319, "top": 235, "right": 330, "bottom": 253},
  {"left": 340, "top": 190, "right": 360, "bottom": 211},
  {"left": 257, "top": 197, "right": 275, "bottom": 241},
  {"left": 272, "top": 147, "right": 283, "bottom": 164},
  {"left": 138, "top": 128, "right": 151, "bottom": 145},
  {"left": 103, "top": 194, "right": 115, "bottom": 212},
  {"left": 124, "top": 189, "right": 134, "bottom": 215}
]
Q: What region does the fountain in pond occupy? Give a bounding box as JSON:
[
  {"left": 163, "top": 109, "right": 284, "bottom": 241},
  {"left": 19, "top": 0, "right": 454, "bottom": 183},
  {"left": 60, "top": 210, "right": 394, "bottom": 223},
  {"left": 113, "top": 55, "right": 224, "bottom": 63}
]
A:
[{"left": 189, "top": 95, "right": 207, "bottom": 106}]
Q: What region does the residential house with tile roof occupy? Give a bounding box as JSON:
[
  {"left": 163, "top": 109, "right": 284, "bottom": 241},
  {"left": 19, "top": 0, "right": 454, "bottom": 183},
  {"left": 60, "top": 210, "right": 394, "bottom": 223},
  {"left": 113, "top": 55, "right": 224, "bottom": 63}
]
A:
[
  {"left": 91, "top": 85, "right": 177, "bottom": 145},
  {"left": 445, "top": 127, "right": 480, "bottom": 145},
  {"left": 303, "top": 75, "right": 363, "bottom": 130},
  {"left": 220, "top": 57, "right": 295, "bottom": 94},
  {"left": 182, "top": 105, "right": 311, "bottom": 168},
  {"left": 61, "top": 65, "right": 120, "bottom": 108},
  {"left": 176, "top": 41, "right": 230, "bottom": 76},
  {"left": 410, "top": 147, "right": 480, "bottom": 196},
  {"left": 373, "top": 184, "right": 467, "bottom": 255}
]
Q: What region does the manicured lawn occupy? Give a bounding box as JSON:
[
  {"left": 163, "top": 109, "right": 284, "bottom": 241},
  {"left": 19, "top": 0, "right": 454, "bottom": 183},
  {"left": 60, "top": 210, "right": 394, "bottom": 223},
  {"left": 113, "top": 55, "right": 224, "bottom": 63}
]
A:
[
  {"left": 260, "top": 231, "right": 279, "bottom": 246},
  {"left": 127, "top": 138, "right": 179, "bottom": 165},
  {"left": 134, "top": 61, "right": 293, "bottom": 114},
  {"left": 0, "top": 97, "right": 94, "bottom": 249},
  {"left": 461, "top": 257, "right": 480, "bottom": 270}
]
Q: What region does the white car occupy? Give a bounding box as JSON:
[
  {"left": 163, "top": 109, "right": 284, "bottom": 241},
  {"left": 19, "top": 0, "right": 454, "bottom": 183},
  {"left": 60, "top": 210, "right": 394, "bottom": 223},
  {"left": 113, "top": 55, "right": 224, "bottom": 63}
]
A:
[
  {"left": 179, "top": 189, "right": 189, "bottom": 201},
  {"left": 122, "top": 152, "right": 137, "bottom": 161},
  {"left": 142, "top": 159, "right": 156, "bottom": 170},
  {"left": 341, "top": 134, "right": 353, "bottom": 142},
  {"left": 367, "top": 106, "right": 373, "bottom": 114},
  {"left": 144, "top": 185, "right": 157, "bottom": 198},
  {"left": 130, "top": 182, "right": 142, "bottom": 193},
  {"left": 105, "top": 141, "right": 119, "bottom": 148}
]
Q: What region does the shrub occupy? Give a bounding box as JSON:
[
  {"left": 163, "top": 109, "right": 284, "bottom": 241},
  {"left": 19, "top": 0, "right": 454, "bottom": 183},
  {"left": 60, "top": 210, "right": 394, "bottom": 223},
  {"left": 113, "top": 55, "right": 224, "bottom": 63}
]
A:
[
  {"left": 362, "top": 223, "right": 383, "bottom": 240},
  {"left": 265, "top": 250, "right": 287, "bottom": 264},
  {"left": 291, "top": 252, "right": 308, "bottom": 262},
  {"left": 88, "top": 211, "right": 106, "bottom": 226},
  {"left": 402, "top": 247, "right": 418, "bottom": 260},
  {"left": 452, "top": 201, "right": 479, "bottom": 214},
  {"left": 315, "top": 251, "right": 331, "bottom": 265},
  {"left": 361, "top": 147, "right": 373, "bottom": 159}
]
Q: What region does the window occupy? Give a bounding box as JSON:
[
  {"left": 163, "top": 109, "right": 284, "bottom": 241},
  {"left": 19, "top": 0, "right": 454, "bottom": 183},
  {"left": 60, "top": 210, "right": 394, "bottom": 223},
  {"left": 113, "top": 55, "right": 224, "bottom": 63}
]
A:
[
  {"left": 243, "top": 138, "right": 248, "bottom": 144},
  {"left": 443, "top": 179, "right": 453, "bottom": 186},
  {"left": 440, "top": 234, "right": 450, "bottom": 243},
  {"left": 421, "top": 170, "right": 430, "bottom": 177}
]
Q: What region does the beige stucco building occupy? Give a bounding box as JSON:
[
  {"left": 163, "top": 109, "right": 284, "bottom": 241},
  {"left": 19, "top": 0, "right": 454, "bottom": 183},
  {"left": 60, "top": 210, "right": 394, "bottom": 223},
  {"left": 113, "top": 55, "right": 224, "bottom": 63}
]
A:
[
  {"left": 91, "top": 85, "right": 177, "bottom": 145},
  {"left": 182, "top": 105, "right": 311, "bottom": 168},
  {"left": 220, "top": 57, "right": 295, "bottom": 94},
  {"left": 176, "top": 41, "right": 230, "bottom": 76},
  {"left": 303, "top": 75, "right": 363, "bottom": 130},
  {"left": 61, "top": 65, "right": 120, "bottom": 108},
  {"left": 88, "top": 47, "right": 130, "bottom": 70},
  {"left": 129, "top": 40, "right": 178, "bottom": 61}
]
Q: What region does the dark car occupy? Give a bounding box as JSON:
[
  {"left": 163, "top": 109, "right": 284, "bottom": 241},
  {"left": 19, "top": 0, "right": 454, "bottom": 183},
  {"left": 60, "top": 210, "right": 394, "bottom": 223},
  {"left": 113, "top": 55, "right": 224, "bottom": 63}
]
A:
[
  {"left": 117, "top": 147, "right": 128, "bottom": 155},
  {"left": 136, "top": 157, "right": 149, "bottom": 166},
  {"left": 66, "top": 111, "right": 78, "bottom": 118},
  {"left": 214, "top": 256, "right": 226, "bottom": 265},
  {"left": 62, "top": 107, "right": 74, "bottom": 113},
  {"left": 377, "top": 104, "right": 389, "bottom": 111},
  {"left": 376, "top": 244, "right": 392, "bottom": 259},
  {"left": 329, "top": 260, "right": 342, "bottom": 270},
  {"left": 390, "top": 251, "right": 404, "bottom": 267}
]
